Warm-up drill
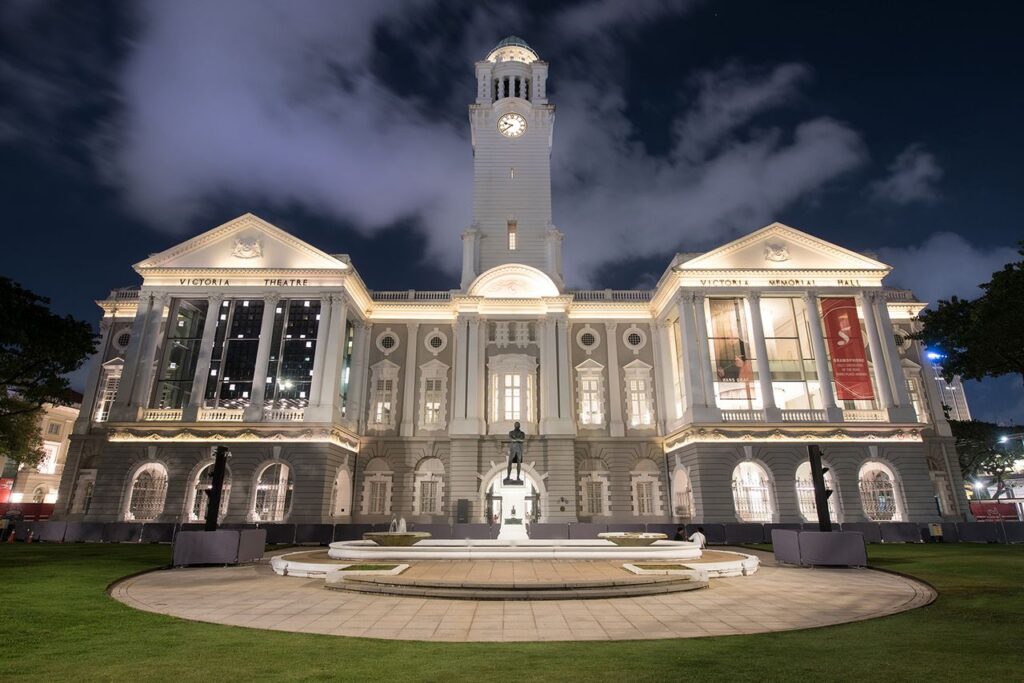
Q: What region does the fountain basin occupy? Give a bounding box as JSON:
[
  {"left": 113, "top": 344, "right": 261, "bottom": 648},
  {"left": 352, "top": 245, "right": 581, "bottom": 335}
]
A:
[
  {"left": 597, "top": 532, "right": 667, "bottom": 546},
  {"left": 329, "top": 538, "right": 702, "bottom": 562},
  {"left": 363, "top": 531, "right": 431, "bottom": 547}
]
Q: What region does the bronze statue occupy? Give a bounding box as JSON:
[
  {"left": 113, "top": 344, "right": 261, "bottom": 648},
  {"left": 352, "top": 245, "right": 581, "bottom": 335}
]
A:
[{"left": 505, "top": 421, "right": 525, "bottom": 483}]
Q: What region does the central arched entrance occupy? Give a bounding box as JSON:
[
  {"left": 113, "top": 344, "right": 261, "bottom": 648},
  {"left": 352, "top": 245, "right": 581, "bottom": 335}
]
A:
[{"left": 481, "top": 465, "right": 545, "bottom": 540}]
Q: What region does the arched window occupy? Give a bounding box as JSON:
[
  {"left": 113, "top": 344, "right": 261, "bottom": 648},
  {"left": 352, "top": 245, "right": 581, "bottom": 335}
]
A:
[
  {"left": 330, "top": 468, "right": 352, "bottom": 517},
  {"left": 631, "top": 459, "right": 664, "bottom": 516},
  {"left": 186, "top": 462, "right": 232, "bottom": 522},
  {"left": 125, "top": 462, "right": 169, "bottom": 521},
  {"left": 252, "top": 463, "right": 293, "bottom": 522},
  {"left": 32, "top": 486, "right": 48, "bottom": 504},
  {"left": 795, "top": 461, "right": 839, "bottom": 522},
  {"left": 413, "top": 458, "right": 445, "bottom": 516},
  {"left": 672, "top": 468, "right": 695, "bottom": 521},
  {"left": 361, "top": 458, "right": 393, "bottom": 516},
  {"left": 731, "top": 461, "right": 774, "bottom": 522},
  {"left": 858, "top": 461, "right": 904, "bottom": 521}
]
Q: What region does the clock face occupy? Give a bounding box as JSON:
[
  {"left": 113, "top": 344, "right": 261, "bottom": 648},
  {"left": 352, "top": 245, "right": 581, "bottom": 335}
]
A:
[{"left": 497, "top": 112, "right": 527, "bottom": 138}]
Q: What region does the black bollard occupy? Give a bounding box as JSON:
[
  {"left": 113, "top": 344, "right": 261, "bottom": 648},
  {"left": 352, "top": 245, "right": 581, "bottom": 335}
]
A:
[
  {"left": 204, "top": 445, "right": 230, "bottom": 531},
  {"left": 808, "top": 444, "right": 834, "bottom": 532}
]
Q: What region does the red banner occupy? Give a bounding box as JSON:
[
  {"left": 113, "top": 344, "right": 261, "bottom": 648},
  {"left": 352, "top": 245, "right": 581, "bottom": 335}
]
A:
[
  {"left": 0, "top": 478, "right": 13, "bottom": 504},
  {"left": 970, "top": 501, "right": 1020, "bottom": 521},
  {"left": 820, "top": 297, "right": 874, "bottom": 401}
]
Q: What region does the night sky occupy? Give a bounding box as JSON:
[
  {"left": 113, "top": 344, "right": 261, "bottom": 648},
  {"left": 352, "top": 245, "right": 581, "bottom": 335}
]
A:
[{"left": 1, "top": 1, "right": 1020, "bottom": 422}]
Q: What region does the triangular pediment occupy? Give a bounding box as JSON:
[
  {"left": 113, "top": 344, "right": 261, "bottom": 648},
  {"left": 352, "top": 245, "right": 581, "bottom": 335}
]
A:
[
  {"left": 135, "top": 214, "right": 348, "bottom": 272},
  {"left": 678, "top": 223, "right": 890, "bottom": 273}
]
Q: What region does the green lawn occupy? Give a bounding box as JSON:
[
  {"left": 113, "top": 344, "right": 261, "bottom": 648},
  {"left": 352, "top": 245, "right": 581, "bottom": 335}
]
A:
[{"left": 1, "top": 543, "right": 1021, "bottom": 682}]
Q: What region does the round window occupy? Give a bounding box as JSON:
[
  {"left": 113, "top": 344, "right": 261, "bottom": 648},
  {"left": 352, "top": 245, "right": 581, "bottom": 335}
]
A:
[
  {"left": 376, "top": 330, "right": 400, "bottom": 354},
  {"left": 581, "top": 332, "right": 596, "bottom": 347},
  {"left": 381, "top": 335, "right": 396, "bottom": 349},
  {"left": 623, "top": 327, "right": 647, "bottom": 353},
  {"left": 429, "top": 335, "right": 444, "bottom": 349},
  {"left": 628, "top": 332, "right": 642, "bottom": 346},
  {"left": 116, "top": 332, "right": 131, "bottom": 349}
]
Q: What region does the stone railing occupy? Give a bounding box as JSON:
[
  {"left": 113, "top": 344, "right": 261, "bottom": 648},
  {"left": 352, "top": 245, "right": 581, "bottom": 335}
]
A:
[
  {"left": 780, "top": 409, "right": 828, "bottom": 423},
  {"left": 264, "top": 409, "right": 305, "bottom": 422},
  {"left": 141, "top": 409, "right": 182, "bottom": 422},
  {"left": 109, "top": 288, "right": 141, "bottom": 301},
  {"left": 844, "top": 409, "right": 888, "bottom": 422},
  {"left": 570, "top": 289, "right": 653, "bottom": 302},
  {"left": 198, "top": 408, "right": 245, "bottom": 422},
  {"left": 720, "top": 410, "right": 765, "bottom": 422},
  {"left": 370, "top": 290, "right": 452, "bottom": 301}
]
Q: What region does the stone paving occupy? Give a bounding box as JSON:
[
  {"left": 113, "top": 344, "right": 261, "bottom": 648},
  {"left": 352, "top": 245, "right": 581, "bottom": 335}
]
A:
[{"left": 111, "top": 549, "right": 935, "bottom": 642}]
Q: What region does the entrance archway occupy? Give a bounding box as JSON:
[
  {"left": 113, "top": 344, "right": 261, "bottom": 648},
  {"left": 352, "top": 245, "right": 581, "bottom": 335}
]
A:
[{"left": 479, "top": 462, "right": 547, "bottom": 538}]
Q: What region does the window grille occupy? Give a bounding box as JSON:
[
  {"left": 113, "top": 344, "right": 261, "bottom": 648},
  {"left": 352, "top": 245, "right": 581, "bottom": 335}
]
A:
[
  {"left": 508, "top": 220, "right": 517, "bottom": 250},
  {"left": 190, "top": 464, "right": 231, "bottom": 521},
  {"left": 732, "top": 463, "right": 773, "bottom": 522},
  {"left": 94, "top": 368, "right": 122, "bottom": 422},
  {"left": 579, "top": 376, "right": 603, "bottom": 425},
  {"left": 627, "top": 378, "right": 653, "bottom": 426},
  {"left": 637, "top": 481, "right": 655, "bottom": 515},
  {"left": 127, "top": 466, "right": 168, "bottom": 521},
  {"left": 420, "top": 480, "right": 439, "bottom": 515},
  {"left": 584, "top": 480, "right": 604, "bottom": 514},
  {"left": 369, "top": 480, "right": 388, "bottom": 514},
  {"left": 859, "top": 470, "right": 901, "bottom": 521},
  {"left": 253, "top": 464, "right": 292, "bottom": 522}
]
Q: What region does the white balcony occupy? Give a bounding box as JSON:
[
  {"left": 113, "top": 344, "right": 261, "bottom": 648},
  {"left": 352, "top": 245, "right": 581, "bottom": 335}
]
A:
[
  {"left": 198, "top": 408, "right": 245, "bottom": 422},
  {"left": 142, "top": 409, "right": 182, "bottom": 422},
  {"left": 720, "top": 410, "right": 765, "bottom": 423},
  {"left": 264, "top": 408, "right": 305, "bottom": 422},
  {"left": 780, "top": 409, "right": 828, "bottom": 423},
  {"left": 843, "top": 409, "right": 888, "bottom": 422}
]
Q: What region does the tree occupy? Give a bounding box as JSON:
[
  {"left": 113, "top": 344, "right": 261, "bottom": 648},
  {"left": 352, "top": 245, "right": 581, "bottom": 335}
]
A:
[
  {"left": 914, "top": 242, "right": 1024, "bottom": 385},
  {"left": 0, "top": 277, "right": 96, "bottom": 467},
  {"left": 950, "top": 420, "right": 1023, "bottom": 499}
]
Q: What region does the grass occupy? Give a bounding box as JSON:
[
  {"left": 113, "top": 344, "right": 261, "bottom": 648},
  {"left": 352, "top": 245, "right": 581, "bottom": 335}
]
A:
[{"left": 1, "top": 543, "right": 1022, "bottom": 682}]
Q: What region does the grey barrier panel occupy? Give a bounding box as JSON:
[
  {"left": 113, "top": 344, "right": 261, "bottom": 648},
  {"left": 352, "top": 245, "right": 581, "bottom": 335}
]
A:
[
  {"left": 940, "top": 522, "right": 960, "bottom": 543},
  {"left": 765, "top": 523, "right": 803, "bottom": 539},
  {"left": 63, "top": 522, "right": 104, "bottom": 542},
  {"left": 645, "top": 523, "right": 683, "bottom": 539},
  {"left": 172, "top": 530, "right": 240, "bottom": 566},
  {"left": 451, "top": 523, "right": 493, "bottom": 539},
  {"left": 838, "top": 522, "right": 883, "bottom": 543},
  {"left": 237, "top": 529, "right": 267, "bottom": 563},
  {"left": 798, "top": 531, "right": 868, "bottom": 566},
  {"left": 771, "top": 529, "right": 802, "bottom": 565},
  {"left": 880, "top": 522, "right": 924, "bottom": 543},
  {"left": 956, "top": 522, "right": 1000, "bottom": 543},
  {"left": 38, "top": 521, "right": 66, "bottom": 542},
  {"left": 294, "top": 524, "right": 334, "bottom": 545},
  {"left": 15, "top": 521, "right": 43, "bottom": 541},
  {"left": 140, "top": 523, "right": 176, "bottom": 543},
  {"left": 568, "top": 523, "right": 607, "bottom": 539},
  {"left": 103, "top": 523, "right": 143, "bottom": 543},
  {"left": 259, "top": 524, "right": 296, "bottom": 545},
  {"left": 606, "top": 523, "right": 647, "bottom": 533},
  {"left": 526, "top": 523, "right": 569, "bottom": 539},
  {"left": 801, "top": 523, "right": 823, "bottom": 531},
  {"left": 407, "top": 523, "right": 453, "bottom": 539},
  {"left": 724, "top": 523, "right": 767, "bottom": 544},
  {"left": 688, "top": 523, "right": 727, "bottom": 544},
  {"left": 1002, "top": 522, "right": 1024, "bottom": 543},
  {"left": 333, "top": 524, "right": 373, "bottom": 541}
]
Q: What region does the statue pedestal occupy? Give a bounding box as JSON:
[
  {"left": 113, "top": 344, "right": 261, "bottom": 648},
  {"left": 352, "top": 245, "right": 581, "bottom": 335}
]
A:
[
  {"left": 502, "top": 477, "right": 524, "bottom": 486},
  {"left": 498, "top": 521, "right": 529, "bottom": 542}
]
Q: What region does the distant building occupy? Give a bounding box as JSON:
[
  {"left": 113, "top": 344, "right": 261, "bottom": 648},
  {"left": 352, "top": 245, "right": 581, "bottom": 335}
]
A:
[
  {"left": 54, "top": 36, "right": 971, "bottom": 529},
  {"left": 924, "top": 354, "right": 971, "bottom": 422},
  {"left": 1, "top": 397, "right": 81, "bottom": 504}
]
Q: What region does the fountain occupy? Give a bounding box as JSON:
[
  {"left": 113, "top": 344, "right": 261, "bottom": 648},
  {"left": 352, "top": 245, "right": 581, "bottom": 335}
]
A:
[{"left": 362, "top": 517, "right": 430, "bottom": 547}]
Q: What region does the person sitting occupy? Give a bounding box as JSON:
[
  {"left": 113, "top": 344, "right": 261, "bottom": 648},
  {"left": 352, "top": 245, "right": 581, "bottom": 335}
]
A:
[{"left": 688, "top": 526, "right": 707, "bottom": 549}]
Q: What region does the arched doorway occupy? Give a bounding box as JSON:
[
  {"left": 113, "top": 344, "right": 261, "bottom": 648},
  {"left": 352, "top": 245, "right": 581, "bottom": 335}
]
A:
[{"left": 480, "top": 464, "right": 545, "bottom": 540}]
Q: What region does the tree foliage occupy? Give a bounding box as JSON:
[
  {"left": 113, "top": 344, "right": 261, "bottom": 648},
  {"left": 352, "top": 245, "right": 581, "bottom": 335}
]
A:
[
  {"left": 914, "top": 243, "right": 1024, "bottom": 385},
  {"left": 0, "top": 277, "right": 96, "bottom": 466},
  {"left": 950, "top": 420, "right": 1023, "bottom": 499}
]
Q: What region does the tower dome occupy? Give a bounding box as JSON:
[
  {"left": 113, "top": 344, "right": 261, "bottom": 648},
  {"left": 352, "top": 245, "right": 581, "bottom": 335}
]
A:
[{"left": 486, "top": 36, "right": 539, "bottom": 64}]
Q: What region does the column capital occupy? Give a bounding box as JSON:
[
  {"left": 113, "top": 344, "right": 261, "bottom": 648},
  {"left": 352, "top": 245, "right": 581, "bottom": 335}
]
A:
[
  {"left": 149, "top": 291, "right": 170, "bottom": 306},
  {"left": 746, "top": 290, "right": 762, "bottom": 302},
  {"left": 604, "top": 321, "right": 618, "bottom": 334},
  {"left": 675, "top": 289, "right": 697, "bottom": 305},
  {"left": 263, "top": 291, "right": 282, "bottom": 306},
  {"left": 354, "top": 318, "right": 371, "bottom": 330},
  {"left": 207, "top": 293, "right": 225, "bottom": 306}
]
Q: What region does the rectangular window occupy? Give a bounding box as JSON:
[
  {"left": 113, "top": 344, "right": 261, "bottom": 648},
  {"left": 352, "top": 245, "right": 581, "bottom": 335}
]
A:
[
  {"left": 707, "top": 298, "right": 760, "bottom": 409},
  {"left": 93, "top": 367, "right": 121, "bottom": 422},
  {"left": 637, "top": 481, "right": 654, "bottom": 515},
  {"left": 46, "top": 422, "right": 62, "bottom": 436},
  {"left": 373, "top": 379, "right": 393, "bottom": 424},
  {"left": 420, "top": 480, "right": 438, "bottom": 514},
  {"left": 760, "top": 297, "right": 821, "bottom": 411},
  {"left": 205, "top": 299, "right": 265, "bottom": 409},
  {"left": 369, "top": 480, "right": 387, "bottom": 514},
  {"left": 627, "top": 378, "right": 653, "bottom": 427},
  {"left": 503, "top": 373, "right": 521, "bottom": 420},
  {"left": 507, "top": 220, "right": 518, "bottom": 250},
  {"left": 585, "top": 480, "right": 604, "bottom": 514},
  {"left": 265, "top": 299, "right": 321, "bottom": 410},
  {"left": 424, "top": 378, "right": 443, "bottom": 424},
  {"left": 579, "top": 376, "right": 603, "bottom": 425},
  {"left": 151, "top": 299, "right": 209, "bottom": 409}
]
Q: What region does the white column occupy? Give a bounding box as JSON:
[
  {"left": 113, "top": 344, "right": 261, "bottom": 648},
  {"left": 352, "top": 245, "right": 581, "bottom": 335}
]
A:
[
  {"left": 605, "top": 322, "right": 625, "bottom": 437},
  {"left": 460, "top": 229, "right": 479, "bottom": 290},
  {"left": 873, "top": 293, "right": 916, "bottom": 421},
  {"left": 321, "top": 296, "right": 349, "bottom": 416},
  {"left": 466, "top": 315, "right": 485, "bottom": 433},
  {"left": 745, "top": 292, "right": 780, "bottom": 421},
  {"left": 450, "top": 315, "right": 470, "bottom": 433},
  {"left": 243, "top": 293, "right": 281, "bottom": 422},
  {"left": 183, "top": 294, "right": 224, "bottom": 421},
  {"left": 400, "top": 323, "right": 419, "bottom": 436},
  {"left": 554, "top": 314, "right": 574, "bottom": 432},
  {"left": 538, "top": 317, "right": 554, "bottom": 432},
  {"left": 675, "top": 293, "right": 699, "bottom": 416},
  {"left": 306, "top": 294, "right": 333, "bottom": 410},
  {"left": 860, "top": 291, "right": 894, "bottom": 410},
  {"left": 112, "top": 293, "right": 153, "bottom": 419},
  {"left": 129, "top": 292, "right": 168, "bottom": 414},
  {"left": 689, "top": 292, "right": 720, "bottom": 420},
  {"left": 343, "top": 321, "right": 370, "bottom": 430},
  {"left": 803, "top": 292, "right": 842, "bottom": 421},
  {"left": 652, "top": 321, "right": 678, "bottom": 431}
]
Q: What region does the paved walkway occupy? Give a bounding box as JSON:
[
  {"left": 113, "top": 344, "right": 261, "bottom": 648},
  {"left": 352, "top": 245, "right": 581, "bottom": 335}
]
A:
[{"left": 111, "top": 551, "right": 935, "bottom": 642}]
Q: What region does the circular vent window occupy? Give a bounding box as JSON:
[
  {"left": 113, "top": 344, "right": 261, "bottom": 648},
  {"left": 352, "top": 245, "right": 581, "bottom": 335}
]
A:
[
  {"left": 623, "top": 327, "right": 647, "bottom": 352},
  {"left": 381, "top": 335, "right": 396, "bottom": 349},
  {"left": 376, "top": 331, "right": 400, "bottom": 354},
  {"left": 429, "top": 335, "right": 444, "bottom": 348},
  {"left": 116, "top": 332, "right": 131, "bottom": 349}
]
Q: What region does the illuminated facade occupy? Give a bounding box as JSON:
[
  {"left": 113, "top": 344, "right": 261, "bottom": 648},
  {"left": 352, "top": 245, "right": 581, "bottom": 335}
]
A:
[{"left": 55, "top": 37, "right": 969, "bottom": 527}]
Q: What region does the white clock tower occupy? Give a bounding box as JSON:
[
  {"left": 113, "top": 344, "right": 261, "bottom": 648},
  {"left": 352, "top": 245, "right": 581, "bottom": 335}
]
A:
[{"left": 461, "top": 36, "right": 564, "bottom": 290}]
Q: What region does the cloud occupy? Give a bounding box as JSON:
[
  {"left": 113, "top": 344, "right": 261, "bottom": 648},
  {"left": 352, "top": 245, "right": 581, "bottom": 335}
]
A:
[
  {"left": 878, "top": 232, "right": 1017, "bottom": 304},
  {"left": 7, "top": 1, "right": 870, "bottom": 284},
  {"left": 869, "top": 143, "right": 943, "bottom": 205}
]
